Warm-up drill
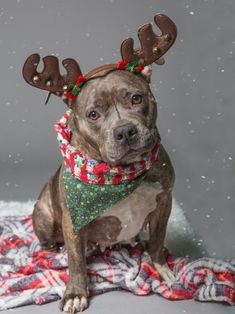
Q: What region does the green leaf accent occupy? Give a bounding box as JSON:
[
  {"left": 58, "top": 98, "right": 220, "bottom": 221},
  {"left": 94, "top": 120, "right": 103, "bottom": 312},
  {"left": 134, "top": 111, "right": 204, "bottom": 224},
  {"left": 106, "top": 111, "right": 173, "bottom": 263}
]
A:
[{"left": 125, "top": 59, "right": 143, "bottom": 74}]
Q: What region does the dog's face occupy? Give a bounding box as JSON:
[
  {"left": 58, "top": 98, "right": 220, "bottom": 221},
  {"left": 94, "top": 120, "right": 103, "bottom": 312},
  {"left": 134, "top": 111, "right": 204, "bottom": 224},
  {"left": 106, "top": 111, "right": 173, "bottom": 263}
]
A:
[{"left": 70, "top": 69, "right": 158, "bottom": 165}]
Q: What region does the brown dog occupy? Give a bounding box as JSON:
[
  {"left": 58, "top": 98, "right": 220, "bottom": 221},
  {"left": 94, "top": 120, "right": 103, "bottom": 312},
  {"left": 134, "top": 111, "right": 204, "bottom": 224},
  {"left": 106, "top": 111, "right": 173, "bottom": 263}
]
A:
[{"left": 23, "top": 13, "right": 177, "bottom": 313}]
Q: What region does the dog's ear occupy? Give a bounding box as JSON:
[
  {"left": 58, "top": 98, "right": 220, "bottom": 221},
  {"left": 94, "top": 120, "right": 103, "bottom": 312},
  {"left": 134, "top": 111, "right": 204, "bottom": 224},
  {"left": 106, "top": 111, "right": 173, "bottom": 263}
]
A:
[
  {"left": 140, "top": 65, "right": 152, "bottom": 83},
  {"left": 22, "top": 53, "right": 82, "bottom": 107},
  {"left": 120, "top": 13, "right": 177, "bottom": 73}
]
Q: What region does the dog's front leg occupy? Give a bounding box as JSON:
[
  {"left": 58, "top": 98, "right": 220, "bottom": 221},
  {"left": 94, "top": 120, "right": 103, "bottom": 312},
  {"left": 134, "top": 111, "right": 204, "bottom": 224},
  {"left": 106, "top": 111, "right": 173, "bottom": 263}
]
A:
[
  {"left": 147, "top": 191, "right": 175, "bottom": 284},
  {"left": 60, "top": 209, "right": 88, "bottom": 313}
]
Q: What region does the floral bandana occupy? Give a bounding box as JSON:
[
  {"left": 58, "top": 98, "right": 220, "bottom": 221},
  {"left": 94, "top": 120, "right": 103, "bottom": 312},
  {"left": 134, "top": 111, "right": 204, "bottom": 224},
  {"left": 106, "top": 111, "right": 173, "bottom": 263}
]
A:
[
  {"left": 54, "top": 110, "right": 160, "bottom": 185},
  {"left": 54, "top": 110, "right": 160, "bottom": 231}
]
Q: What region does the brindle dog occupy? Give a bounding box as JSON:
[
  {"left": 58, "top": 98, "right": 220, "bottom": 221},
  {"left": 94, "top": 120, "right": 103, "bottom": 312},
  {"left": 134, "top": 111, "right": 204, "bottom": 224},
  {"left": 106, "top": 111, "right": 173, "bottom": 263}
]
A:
[{"left": 23, "top": 13, "right": 177, "bottom": 313}]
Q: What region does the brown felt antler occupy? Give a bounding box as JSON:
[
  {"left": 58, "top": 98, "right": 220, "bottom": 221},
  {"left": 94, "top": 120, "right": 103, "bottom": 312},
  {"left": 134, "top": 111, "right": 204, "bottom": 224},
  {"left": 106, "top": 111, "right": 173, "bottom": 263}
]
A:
[
  {"left": 120, "top": 14, "right": 177, "bottom": 66},
  {"left": 22, "top": 53, "right": 82, "bottom": 95}
]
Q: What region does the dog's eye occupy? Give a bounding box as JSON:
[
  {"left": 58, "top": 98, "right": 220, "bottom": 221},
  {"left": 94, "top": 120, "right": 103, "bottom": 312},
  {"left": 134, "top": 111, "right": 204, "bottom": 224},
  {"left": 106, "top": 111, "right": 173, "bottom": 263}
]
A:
[
  {"left": 131, "top": 94, "right": 142, "bottom": 105},
  {"left": 88, "top": 110, "right": 100, "bottom": 120}
]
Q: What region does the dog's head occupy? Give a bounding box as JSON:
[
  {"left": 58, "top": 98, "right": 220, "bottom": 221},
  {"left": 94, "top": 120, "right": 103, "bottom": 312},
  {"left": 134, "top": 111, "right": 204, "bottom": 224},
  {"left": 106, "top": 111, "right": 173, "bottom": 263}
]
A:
[
  {"left": 22, "top": 13, "right": 177, "bottom": 165},
  {"left": 69, "top": 67, "right": 158, "bottom": 164}
]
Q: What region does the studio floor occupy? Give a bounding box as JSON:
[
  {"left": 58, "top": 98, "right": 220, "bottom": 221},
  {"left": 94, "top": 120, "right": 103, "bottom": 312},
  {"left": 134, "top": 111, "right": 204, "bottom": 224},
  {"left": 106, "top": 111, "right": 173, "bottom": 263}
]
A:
[{"left": 1, "top": 291, "right": 234, "bottom": 314}]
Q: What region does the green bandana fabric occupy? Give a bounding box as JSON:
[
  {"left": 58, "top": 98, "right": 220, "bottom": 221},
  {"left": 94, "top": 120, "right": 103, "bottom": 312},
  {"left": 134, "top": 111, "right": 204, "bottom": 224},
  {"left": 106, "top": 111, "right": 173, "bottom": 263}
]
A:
[{"left": 63, "top": 167, "right": 145, "bottom": 232}]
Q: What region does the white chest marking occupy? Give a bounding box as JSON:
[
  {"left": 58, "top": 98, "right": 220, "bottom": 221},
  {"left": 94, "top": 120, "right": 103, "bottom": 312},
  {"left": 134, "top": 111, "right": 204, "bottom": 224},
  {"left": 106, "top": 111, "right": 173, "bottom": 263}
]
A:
[{"left": 101, "top": 180, "right": 163, "bottom": 242}]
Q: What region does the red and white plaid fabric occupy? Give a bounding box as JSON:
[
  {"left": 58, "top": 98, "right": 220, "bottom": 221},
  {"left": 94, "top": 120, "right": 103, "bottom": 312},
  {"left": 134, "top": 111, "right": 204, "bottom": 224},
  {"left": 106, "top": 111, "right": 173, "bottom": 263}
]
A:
[
  {"left": 0, "top": 215, "right": 234, "bottom": 310},
  {"left": 54, "top": 110, "right": 160, "bottom": 185}
]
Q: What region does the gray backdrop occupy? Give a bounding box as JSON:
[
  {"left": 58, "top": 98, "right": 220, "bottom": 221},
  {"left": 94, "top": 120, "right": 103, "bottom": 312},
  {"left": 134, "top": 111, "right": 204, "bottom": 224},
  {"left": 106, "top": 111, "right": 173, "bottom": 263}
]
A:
[{"left": 0, "top": 0, "right": 234, "bottom": 262}]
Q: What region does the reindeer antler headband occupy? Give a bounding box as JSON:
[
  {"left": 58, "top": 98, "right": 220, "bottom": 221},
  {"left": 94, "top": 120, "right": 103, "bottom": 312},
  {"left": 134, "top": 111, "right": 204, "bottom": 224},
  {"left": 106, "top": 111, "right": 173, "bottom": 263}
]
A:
[{"left": 22, "top": 13, "right": 177, "bottom": 104}]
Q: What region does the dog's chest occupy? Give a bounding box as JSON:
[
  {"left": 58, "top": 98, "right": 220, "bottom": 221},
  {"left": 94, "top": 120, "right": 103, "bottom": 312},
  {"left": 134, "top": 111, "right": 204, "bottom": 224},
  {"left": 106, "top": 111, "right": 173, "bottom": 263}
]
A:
[{"left": 96, "top": 180, "right": 163, "bottom": 244}]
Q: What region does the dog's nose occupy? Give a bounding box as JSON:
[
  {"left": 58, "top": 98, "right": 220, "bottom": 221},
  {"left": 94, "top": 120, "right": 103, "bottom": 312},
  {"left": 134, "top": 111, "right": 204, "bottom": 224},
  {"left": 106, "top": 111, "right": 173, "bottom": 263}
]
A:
[{"left": 114, "top": 123, "right": 138, "bottom": 143}]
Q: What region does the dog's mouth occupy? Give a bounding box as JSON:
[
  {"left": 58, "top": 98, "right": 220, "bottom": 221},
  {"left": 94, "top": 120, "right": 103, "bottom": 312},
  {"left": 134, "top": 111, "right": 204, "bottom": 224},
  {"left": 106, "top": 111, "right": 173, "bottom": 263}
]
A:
[
  {"left": 102, "top": 126, "right": 159, "bottom": 165},
  {"left": 106, "top": 141, "right": 156, "bottom": 165},
  {"left": 108, "top": 149, "right": 140, "bottom": 163}
]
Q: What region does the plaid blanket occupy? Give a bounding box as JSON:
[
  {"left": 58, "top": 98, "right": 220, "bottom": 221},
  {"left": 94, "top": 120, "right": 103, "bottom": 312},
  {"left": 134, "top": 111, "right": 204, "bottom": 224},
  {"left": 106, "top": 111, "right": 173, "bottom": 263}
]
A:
[{"left": 0, "top": 215, "right": 234, "bottom": 310}]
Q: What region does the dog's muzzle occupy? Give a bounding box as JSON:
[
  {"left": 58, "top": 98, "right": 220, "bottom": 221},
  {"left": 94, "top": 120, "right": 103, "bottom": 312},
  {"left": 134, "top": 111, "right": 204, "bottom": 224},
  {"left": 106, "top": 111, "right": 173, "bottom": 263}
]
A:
[{"left": 113, "top": 123, "right": 138, "bottom": 145}]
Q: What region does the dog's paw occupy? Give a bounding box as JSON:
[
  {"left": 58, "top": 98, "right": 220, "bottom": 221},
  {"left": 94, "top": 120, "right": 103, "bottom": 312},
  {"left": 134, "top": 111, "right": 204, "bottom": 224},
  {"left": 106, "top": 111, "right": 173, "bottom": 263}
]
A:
[
  {"left": 60, "top": 295, "right": 88, "bottom": 313},
  {"left": 154, "top": 262, "right": 175, "bottom": 285}
]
